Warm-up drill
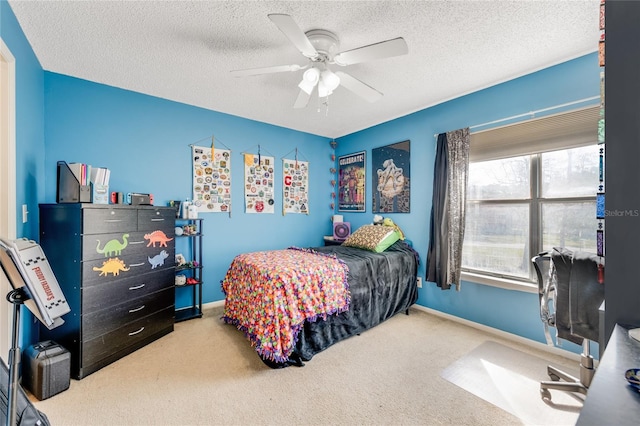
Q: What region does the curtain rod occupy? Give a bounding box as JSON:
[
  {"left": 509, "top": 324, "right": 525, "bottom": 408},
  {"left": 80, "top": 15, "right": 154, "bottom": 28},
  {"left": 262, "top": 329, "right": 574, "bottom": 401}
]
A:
[{"left": 433, "top": 95, "right": 600, "bottom": 138}]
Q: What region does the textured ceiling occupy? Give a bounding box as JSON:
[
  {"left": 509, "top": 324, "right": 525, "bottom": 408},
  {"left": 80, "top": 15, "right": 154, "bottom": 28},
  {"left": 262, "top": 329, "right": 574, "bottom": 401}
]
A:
[{"left": 8, "top": 0, "right": 600, "bottom": 138}]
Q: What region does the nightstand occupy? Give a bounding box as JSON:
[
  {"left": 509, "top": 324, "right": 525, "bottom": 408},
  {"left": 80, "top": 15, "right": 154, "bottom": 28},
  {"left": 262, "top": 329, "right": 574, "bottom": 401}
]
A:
[{"left": 323, "top": 236, "right": 343, "bottom": 246}]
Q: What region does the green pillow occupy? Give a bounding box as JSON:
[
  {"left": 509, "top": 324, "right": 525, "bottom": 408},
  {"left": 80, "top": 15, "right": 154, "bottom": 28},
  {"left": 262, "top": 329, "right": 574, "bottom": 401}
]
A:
[{"left": 342, "top": 225, "right": 400, "bottom": 253}]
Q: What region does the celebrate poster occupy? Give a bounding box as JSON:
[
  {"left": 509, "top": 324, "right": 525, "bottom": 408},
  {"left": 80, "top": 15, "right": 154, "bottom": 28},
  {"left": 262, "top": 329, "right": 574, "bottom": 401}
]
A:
[
  {"left": 191, "top": 145, "right": 231, "bottom": 213},
  {"left": 244, "top": 153, "right": 275, "bottom": 214},
  {"left": 282, "top": 159, "right": 309, "bottom": 215},
  {"left": 338, "top": 151, "right": 366, "bottom": 212}
]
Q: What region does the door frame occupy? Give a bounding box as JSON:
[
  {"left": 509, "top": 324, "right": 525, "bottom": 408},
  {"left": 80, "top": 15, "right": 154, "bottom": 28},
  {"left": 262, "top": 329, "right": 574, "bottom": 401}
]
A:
[{"left": 0, "top": 37, "right": 17, "bottom": 360}]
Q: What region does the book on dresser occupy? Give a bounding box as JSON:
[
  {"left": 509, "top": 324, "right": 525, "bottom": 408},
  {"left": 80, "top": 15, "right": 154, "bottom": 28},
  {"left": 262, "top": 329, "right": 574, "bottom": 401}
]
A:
[{"left": 38, "top": 204, "right": 176, "bottom": 379}]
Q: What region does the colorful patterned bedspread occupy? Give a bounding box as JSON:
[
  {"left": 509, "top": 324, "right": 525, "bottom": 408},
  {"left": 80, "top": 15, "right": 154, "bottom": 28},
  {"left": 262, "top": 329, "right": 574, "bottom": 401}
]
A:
[{"left": 221, "top": 247, "right": 350, "bottom": 363}]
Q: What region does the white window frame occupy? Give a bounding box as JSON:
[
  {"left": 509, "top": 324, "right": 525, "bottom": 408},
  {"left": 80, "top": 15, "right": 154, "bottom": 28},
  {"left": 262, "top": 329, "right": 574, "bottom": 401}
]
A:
[{"left": 462, "top": 106, "right": 600, "bottom": 293}]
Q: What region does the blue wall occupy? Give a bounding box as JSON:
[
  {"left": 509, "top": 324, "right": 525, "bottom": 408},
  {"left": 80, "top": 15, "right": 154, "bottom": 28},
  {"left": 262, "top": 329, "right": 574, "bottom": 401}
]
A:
[
  {"left": 1, "top": 0, "right": 45, "bottom": 346},
  {"left": 1, "top": 0, "right": 45, "bottom": 240},
  {"left": 335, "top": 53, "right": 601, "bottom": 349},
  {"left": 43, "top": 73, "right": 332, "bottom": 309},
  {"left": 5, "top": 0, "right": 601, "bottom": 353}
]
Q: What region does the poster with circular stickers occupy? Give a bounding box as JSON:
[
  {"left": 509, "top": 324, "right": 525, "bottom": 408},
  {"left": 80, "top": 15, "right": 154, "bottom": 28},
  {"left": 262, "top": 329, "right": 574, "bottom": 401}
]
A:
[
  {"left": 283, "top": 159, "right": 309, "bottom": 215},
  {"left": 191, "top": 145, "right": 231, "bottom": 213},
  {"left": 243, "top": 153, "right": 275, "bottom": 214}
]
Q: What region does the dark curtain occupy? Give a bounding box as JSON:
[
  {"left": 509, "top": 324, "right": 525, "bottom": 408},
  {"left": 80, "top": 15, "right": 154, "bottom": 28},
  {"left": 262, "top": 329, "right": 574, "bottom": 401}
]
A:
[
  {"left": 426, "top": 128, "right": 470, "bottom": 290},
  {"left": 427, "top": 133, "right": 449, "bottom": 289}
]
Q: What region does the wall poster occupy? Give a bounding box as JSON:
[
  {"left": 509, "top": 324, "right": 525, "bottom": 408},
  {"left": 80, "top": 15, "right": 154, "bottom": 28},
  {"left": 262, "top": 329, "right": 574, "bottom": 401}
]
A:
[
  {"left": 244, "top": 153, "right": 275, "bottom": 214},
  {"left": 372, "top": 140, "right": 410, "bottom": 213},
  {"left": 191, "top": 145, "right": 231, "bottom": 213},
  {"left": 282, "top": 158, "right": 309, "bottom": 215},
  {"left": 338, "top": 151, "right": 366, "bottom": 212}
]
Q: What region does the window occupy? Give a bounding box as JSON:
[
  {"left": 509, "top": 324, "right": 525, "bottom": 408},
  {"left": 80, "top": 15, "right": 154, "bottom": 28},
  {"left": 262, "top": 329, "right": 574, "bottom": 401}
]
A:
[{"left": 461, "top": 106, "right": 600, "bottom": 285}]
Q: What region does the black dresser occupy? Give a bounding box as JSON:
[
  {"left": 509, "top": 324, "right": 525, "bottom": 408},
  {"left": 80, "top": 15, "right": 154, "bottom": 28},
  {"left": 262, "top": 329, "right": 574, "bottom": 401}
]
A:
[{"left": 38, "top": 204, "right": 175, "bottom": 379}]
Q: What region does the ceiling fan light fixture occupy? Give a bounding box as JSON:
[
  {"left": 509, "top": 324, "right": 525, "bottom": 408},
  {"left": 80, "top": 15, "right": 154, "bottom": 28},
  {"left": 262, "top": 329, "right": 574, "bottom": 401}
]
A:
[
  {"left": 318, "top": 79, "right": 332, "bottom": 98},
  {"left": 303, "top": 67, "right": 320, "bottom": 83},
  {"left": 321, "top": 70, "right": 340, "bottom": 92},
  {"left": 298, "top": 67, "right": 320, "bottom": 95},
  {"left": 234, "top": 14, "right": 408, "bottom": 109}
]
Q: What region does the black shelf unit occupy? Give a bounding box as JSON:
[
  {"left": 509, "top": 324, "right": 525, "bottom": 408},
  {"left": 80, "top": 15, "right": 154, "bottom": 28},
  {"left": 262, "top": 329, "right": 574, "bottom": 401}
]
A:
[{"left": 174, "top": 218, "right": 203, "bottom": 322}]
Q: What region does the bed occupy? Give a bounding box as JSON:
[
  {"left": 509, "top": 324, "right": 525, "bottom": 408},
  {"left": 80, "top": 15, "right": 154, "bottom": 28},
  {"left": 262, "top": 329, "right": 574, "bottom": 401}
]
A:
[{"left": 221, "top": 226, "right": 419, "bottom": 368}]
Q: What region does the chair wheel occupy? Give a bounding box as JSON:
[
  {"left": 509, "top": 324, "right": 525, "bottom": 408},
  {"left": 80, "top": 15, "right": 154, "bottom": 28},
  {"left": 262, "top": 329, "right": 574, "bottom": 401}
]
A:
[
  {"left": 548, "top": 373, "right": 561, "bottom": 381},
  {"left": 540, "top": 388, "right": 552, "bottom": 400}
]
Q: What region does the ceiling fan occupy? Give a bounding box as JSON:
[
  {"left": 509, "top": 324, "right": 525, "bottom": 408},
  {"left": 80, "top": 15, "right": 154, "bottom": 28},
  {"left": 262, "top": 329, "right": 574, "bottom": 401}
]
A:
[{"left": 230, "top": 14, "right": 409, "bottom": 109}]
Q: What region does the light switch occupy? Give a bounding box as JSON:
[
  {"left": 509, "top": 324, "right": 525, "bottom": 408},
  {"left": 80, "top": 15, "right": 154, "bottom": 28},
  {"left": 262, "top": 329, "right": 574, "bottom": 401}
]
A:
[{"left": 22, "top": 204, "right": 28, "bottom": 223}]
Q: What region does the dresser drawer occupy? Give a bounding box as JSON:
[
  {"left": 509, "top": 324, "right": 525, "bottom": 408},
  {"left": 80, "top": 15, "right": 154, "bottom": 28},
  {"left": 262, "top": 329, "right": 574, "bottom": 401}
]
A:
[
  {"left": 83, "top": 287, "right": 174, "bottom": 340},
  {"left": 83, "top": 208, "right": 137, "bottom": 234},
  {"left": 82, "top": 250, "right": 175, "bottom": 287},
  {"left": 82, "top": 307, "right": 174, "bottom": 367},
  {"left": 83, "top": 269, "right": 173, "bottom": 312},
  {"left": 138, "top": 208, "right": 175, "bottom": 232},
  {"left": 82, "top": 231, "right": 174, "bottom": 262},
  {"left": 83, "top": 231, "right": 140, "bottom": 261}
]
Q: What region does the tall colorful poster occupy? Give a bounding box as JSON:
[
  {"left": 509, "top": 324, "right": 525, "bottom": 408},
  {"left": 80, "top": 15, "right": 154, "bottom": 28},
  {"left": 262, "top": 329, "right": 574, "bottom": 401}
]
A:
[
  {"left": 191, "top": 145, "right": 231, "bottom": 213},
  {"left": 338, "top": 151, "right": 366, "bottom": 212},
  {"left": 282, "top": 159, "right": 309, "bottom": 215},
  {"left": 244, "top": 153, "right": 275, "bottom": 214},
  {"left": 372, "top": 140, "right": 411, "bottom": 213}
]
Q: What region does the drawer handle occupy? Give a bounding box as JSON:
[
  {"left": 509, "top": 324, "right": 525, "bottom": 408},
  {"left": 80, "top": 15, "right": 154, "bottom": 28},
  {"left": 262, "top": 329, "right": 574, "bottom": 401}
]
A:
[
  {"left": 129, "top": 305, "right": 145, "bottom": 313},
  {"left": 151, "top": 218, "right": 165, "bottom": 222},
  {"left": 128, "top": 327, "right": 145, "bottom": 336},
  {"left": 128, "top": 284, "right": 145, "bottom": 290},
  {"left": 104, "top": 219, "right": 122, "bottom": 223}
]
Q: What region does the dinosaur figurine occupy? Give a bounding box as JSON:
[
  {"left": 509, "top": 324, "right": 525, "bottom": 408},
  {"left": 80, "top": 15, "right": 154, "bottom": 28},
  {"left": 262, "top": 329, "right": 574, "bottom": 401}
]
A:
[
  {"left": 96, "top": 234, "right": 129, "bottom": 257},
  {"left": 144, "top": 230, "right": 173, "bottom": 247},
  {"left": 148, "top": 250, "right": 169, "bottom": 269},
  {"left": 92, "top": 258, "right": 130, "bottom": 277},
  {"left": 383, "top": 217, "right": 405, "bottom": 240}
]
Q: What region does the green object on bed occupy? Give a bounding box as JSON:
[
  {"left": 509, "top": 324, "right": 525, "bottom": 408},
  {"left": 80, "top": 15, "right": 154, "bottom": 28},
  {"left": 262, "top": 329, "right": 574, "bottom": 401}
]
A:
[{"left": 341, "top": 224, "right": 400, "bottom": 253}]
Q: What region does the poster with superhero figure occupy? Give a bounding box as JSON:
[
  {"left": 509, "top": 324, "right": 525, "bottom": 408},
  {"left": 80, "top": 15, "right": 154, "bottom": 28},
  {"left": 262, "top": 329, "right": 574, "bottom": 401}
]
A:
[{"left": 338, "top": 151, "right": 366, "bottom": 212}]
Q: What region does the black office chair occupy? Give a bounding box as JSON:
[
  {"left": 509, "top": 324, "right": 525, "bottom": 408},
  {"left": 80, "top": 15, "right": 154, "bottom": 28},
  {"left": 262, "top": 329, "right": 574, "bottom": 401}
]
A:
[{"left": 532, "top": 247, "right": 604, "bottom": 401}]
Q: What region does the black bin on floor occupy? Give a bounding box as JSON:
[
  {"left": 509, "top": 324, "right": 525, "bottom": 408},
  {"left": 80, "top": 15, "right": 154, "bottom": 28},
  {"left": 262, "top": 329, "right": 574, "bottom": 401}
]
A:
[{"left": 22, "top": 340, "right": 71, "bottom": 401}]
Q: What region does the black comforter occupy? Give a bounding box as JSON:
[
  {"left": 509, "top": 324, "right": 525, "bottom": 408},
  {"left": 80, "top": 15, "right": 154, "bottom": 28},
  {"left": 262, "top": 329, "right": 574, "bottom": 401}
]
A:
[{"left": 264, "top": 241, "right": 419, "bottom": 368}]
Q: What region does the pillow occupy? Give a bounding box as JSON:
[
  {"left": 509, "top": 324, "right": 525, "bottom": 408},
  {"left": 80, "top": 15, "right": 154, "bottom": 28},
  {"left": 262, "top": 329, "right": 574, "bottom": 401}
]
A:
[{"left": 341, "top": 225, "right": 400, "bottom": 253}]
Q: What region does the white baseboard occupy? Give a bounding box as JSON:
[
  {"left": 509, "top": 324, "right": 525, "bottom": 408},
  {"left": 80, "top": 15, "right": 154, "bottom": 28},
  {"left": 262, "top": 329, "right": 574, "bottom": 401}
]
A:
[{"left": 412, "top": 305, "right": 583, "bottom": 362}]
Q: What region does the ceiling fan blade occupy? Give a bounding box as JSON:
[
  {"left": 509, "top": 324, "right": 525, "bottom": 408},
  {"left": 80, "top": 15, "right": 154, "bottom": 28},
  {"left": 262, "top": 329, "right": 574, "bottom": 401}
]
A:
[
  {"left": 230, "top": 64, "right": 303, "bottom": 77},
  {"left": 334, "top": 37, "right": 408, "bottom": 66},
  {"left": 268, "top": 14, "right": 318, "bottom": 59},
  {"left": 335, "top": 71, "right": 383, "bottom": 103},
  {"left": 293, "top": 89, "right": 311, "bottom": 109}
]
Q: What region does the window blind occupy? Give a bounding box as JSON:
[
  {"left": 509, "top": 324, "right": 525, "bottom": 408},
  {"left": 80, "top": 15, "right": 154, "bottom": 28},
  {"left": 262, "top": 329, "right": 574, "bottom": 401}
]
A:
[{"left": 469, "top": 105, "right": 600, "bottom": 162}]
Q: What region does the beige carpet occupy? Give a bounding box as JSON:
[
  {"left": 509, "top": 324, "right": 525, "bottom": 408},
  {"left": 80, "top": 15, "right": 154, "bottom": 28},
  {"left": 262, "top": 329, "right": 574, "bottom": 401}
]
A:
[
  {"left": 28, "top": 306, "right": 582, "bottom": 425},
  {"left": 441, "top": 341, "right": 582, "bottom": 426}
]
